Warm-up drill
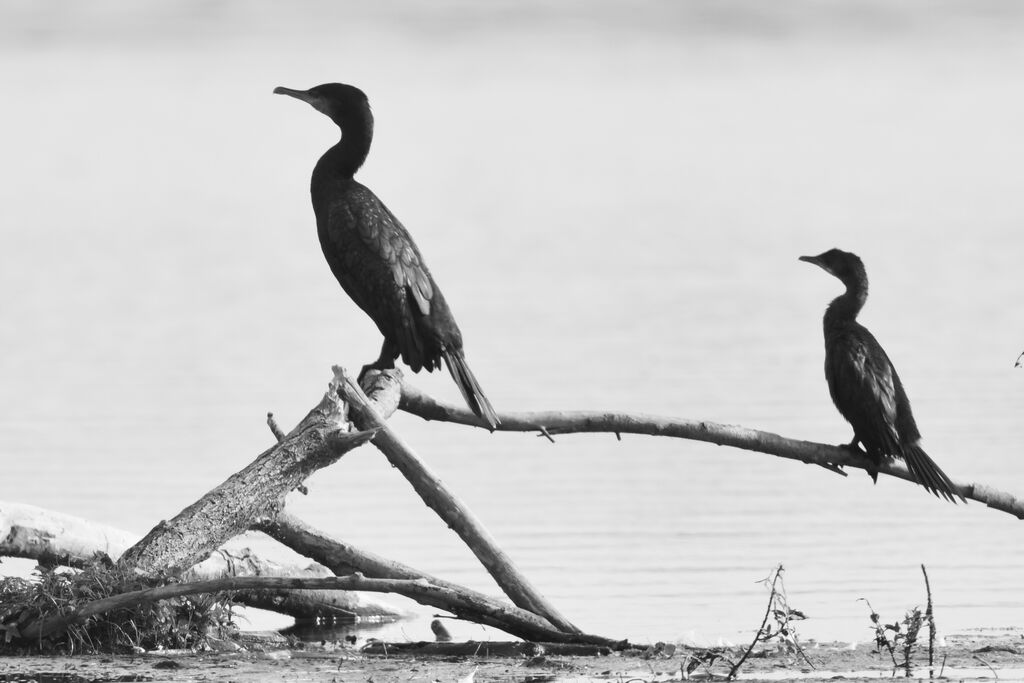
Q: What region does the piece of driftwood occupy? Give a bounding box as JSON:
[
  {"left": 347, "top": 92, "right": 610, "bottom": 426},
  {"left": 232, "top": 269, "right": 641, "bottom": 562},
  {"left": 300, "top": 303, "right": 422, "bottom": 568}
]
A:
[
  {"left": 256, "top": 513, "right": 610, "bottom": 644},
  {"left": 399, "top": 384, "right": 1024, "bottom": 519},
  {"left": 117, "top": 372, "right": 397, "bottom": 575},
  {"left": 338, "top": 367, "right": 581, "bottom": 634},
  {"left": 17, "top": 574, "right": 618, "bottom": 646},
  {"left": 0, "top": 502, "right": 136, "bottom": 565},
  {"left": 360, "top": 640, "right": 615, "bottom": 657},
  {"left": 0, "top": 502, "right": 404, "bottom": 623}
]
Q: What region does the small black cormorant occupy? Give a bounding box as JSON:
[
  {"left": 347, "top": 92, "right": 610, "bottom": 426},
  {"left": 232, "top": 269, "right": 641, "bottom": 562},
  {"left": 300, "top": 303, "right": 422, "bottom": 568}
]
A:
[
  {"left": 799, "top": 248, "right": 964, "bottom": 503},
  {"left": 275, "top": 83, "right": 499, "bottom": 428}
]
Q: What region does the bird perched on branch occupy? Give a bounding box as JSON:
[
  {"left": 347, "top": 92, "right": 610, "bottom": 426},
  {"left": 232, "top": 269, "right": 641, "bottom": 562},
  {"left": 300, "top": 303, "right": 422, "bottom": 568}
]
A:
[
  {"left": 799, "top": 248, "right": 964, "bottom": 503},
  {"left": 275, "top": 82, "right": 498, "bottom": 429}
]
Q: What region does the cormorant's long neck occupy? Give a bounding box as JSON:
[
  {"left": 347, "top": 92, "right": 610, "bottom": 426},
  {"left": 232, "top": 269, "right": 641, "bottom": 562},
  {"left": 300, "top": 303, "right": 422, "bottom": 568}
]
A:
[
  {"left": 824, "top": 277, "right": 868, "bottom": 329},
  {"left": 314, "top": 110, "right": 373, "bottom": 181}
]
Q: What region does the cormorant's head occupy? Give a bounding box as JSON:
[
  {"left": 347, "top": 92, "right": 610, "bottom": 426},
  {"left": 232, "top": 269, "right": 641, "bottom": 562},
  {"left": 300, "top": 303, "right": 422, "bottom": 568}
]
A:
[
  {"left": 274, "top": 83, "right": 372, "bottom": 130},
  {"left": 799, "top": 248, "right": 867, "bottom": 288}
]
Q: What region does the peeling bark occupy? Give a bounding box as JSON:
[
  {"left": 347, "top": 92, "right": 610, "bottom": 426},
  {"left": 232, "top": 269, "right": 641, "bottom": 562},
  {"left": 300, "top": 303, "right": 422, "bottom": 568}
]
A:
[{"left": 117, "top": 372, "right": 400, "bottom": 574}]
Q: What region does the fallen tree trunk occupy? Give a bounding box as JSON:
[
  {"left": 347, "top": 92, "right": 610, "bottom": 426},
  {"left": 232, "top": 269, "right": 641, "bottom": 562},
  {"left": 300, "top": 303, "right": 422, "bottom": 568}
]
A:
[
  {"left": 399, "top": 384, "right": 1024, "bottom": 519},
  {"left": 338, "top": 368, "right": 581, "bottom": 634},
  {"left": 19, "top": 574, "right": 622, "bottom": 647},
  {"left": 117, "top": 372, "right": 395, "bottom": 574}
]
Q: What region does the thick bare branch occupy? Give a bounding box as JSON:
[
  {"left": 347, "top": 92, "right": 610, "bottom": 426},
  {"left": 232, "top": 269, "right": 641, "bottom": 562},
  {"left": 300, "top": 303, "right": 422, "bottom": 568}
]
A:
[
  {"left": 337, "top": 367, "right": 582, "bottom": 633},
  {"left": 256, "top": 512, "right": 601, "bottom": 643},
  {"left": 400, "top": 384, "right": 1024, "bottom": 519},
  {"left": 189, "top": 547, "right": 406, "bottom": 623},
  {"left": 20, "top": 574, "right": 619, "bottom": 647},
  {"left": 117, "top": 370, "right": 403, "bottom": 575}
]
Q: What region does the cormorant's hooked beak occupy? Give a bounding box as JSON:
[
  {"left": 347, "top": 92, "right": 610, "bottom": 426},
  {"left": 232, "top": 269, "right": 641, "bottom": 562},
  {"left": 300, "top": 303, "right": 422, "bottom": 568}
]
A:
[
  {"left": 799, "top": 254, "right": 830, "bottom": 275},
  {"left": 274, "top": 86, "right": 313, "bottom": 102},
  {"left": 274, "top": 86, "right": 330, "bottom": 116}
]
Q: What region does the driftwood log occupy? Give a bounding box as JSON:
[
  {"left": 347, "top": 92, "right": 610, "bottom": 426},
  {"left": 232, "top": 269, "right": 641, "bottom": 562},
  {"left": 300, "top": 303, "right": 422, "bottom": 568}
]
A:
[
  {"left": 0, "top": 502, "right": 404, "bottom": 623},
  {"left": 117, "top": 372, "right": 385, "bottom": 574},
  {"left": 0, "top": 502, "right": 136, "bottom": 565}
]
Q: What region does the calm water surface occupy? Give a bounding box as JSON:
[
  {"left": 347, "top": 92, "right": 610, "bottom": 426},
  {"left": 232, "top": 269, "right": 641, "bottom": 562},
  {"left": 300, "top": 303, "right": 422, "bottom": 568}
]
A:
[{"left": 1, "top": 1, "right": 1022, "bottom": 645}]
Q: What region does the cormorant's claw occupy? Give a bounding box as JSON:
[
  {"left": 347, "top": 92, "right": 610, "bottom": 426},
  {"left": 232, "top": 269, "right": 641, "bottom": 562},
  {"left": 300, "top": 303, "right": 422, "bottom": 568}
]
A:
[
  {"left": 838, "top": 439, "right": 866, "bottom": 455},
  {"left": 834, "top": 440, "right": 879, "bottom": 482}
]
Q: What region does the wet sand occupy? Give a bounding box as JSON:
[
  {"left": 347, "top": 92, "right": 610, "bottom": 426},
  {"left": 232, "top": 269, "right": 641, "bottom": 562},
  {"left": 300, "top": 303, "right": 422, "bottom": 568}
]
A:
[{"left": 2, "top": 631, "right": 1022, "bottom": 682}]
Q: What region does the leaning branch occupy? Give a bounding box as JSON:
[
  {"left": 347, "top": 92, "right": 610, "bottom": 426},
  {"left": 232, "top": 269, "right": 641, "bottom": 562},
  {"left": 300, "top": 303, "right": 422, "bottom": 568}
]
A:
[
  {"left": 117, "top": 370, "right": 401, "bottom": 575},
  {"left": 338, "top": 367, "right": 581, "bottom": 634},
  {"left": 400, "top": 384, "right": 1024, "bottom": 520}
]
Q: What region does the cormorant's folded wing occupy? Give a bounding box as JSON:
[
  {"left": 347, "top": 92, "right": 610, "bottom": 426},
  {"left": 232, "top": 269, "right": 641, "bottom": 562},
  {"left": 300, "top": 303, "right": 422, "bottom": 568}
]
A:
[{"left": 830, "top": 333, "right": 902, "bottom": 454}]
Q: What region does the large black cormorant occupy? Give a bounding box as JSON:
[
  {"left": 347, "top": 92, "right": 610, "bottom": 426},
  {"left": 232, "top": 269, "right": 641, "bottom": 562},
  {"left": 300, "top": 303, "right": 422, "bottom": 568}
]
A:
[
  {"left": 799, "top": 248, "right": 964, "bottom": 503},
  {"left": 275, "top": 83, "right": 499, "bottom": 428}
]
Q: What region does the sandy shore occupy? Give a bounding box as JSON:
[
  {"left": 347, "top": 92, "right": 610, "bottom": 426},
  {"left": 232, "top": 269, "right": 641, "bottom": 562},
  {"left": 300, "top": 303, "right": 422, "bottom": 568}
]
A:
[{"left": 2, "top": 632, "right": 1022, "bottom": 682}]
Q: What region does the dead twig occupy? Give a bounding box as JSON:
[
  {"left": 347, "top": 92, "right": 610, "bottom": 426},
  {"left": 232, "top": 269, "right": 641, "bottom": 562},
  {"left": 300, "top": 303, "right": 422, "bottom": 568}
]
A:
[
  {"left": 922, "top": 564, "right": 935, "bottom": 679},
  {"left": 973, "top": 653, "right": 999, "bottom": 679}
]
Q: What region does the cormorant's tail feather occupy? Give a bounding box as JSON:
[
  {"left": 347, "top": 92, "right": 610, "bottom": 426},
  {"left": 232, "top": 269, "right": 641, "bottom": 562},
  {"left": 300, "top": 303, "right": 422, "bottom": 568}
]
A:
[
  {"left": 442, "top": 348, "right": 499, "bottom": 430},
  {"left": 902, "top": 442, "right": 966, "bottom": 504}
]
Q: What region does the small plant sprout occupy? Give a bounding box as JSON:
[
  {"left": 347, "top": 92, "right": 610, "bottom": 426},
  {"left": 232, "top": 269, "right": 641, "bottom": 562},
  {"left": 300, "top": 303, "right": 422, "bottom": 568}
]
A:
[
  {"left": 728, "top": 564, "right": 814, "bottom": 680},
  {"left": 859, "top": 564, "right": 938, "bottom": 678}
]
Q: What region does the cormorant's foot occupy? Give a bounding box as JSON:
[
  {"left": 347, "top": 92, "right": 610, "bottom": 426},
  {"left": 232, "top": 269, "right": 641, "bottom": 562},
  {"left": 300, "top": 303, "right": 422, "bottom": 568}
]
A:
[
  {"left": 356, "top": 365, "right": 405, "bottom": 398},
  {"left": 838, "top": 441, "right": 866, "bottom": 456},
  {"left": 357, "top": 363, "right": 375, "bottom": 384},
  {"left": 358, "top": 362, "right": 391, "bottom": 385}
]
